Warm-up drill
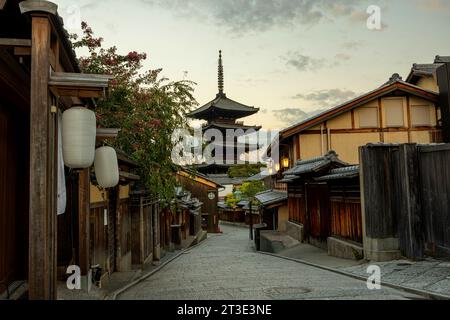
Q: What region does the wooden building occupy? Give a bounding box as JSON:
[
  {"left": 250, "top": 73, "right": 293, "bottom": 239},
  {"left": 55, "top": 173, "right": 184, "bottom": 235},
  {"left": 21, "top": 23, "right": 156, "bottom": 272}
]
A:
[
  {"left": 0, "top": 0, "right": 114, "bottom": 299},
  {"left": 276, "top": 73, "right": 441, "bottom": 166},
  {"left": 176, "top": 168, "right": 223, "bottom": 233},
  {"left": 254, "top": 190, "right": 288, "bottom": 231},
  {"left": 278, "top": 152, "right": 364, "bottom": 259}
]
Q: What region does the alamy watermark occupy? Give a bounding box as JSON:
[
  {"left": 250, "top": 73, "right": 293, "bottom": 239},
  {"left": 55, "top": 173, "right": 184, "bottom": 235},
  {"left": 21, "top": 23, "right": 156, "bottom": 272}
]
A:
[
  {"left": 66, "top": 265, "right": 81, "bottom": 290},
  {"left": 367, "top": 5, "right": 382, "bottom": 30},
  {"left": 367, "top": 265, "right": 382, "bottom": 290},
  {"left": 171, "top": 127, "right": 280, "bottom": 172}
]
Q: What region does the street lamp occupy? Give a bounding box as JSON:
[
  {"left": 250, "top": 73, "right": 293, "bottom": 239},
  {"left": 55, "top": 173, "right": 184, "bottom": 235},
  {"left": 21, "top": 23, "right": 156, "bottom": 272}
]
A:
[{"left": 282, "top": 157, "right": 290, "bottom": 168}]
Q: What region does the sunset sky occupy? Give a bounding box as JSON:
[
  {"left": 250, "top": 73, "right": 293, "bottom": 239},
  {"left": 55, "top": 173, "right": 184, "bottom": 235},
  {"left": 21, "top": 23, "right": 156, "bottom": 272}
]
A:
[{"left": 53, "top": 0, "right": 450, "bottom": 131}]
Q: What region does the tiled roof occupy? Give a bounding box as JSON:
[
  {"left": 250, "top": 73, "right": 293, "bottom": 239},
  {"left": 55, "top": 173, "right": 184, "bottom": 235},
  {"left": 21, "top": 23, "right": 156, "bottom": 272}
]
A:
[
  {"left": 255, "top": 190, "right": 288, "bottom": 207},
  {"left": 180, "top": 167, "right": 225, "bottom": 188},
  {"left": 315, "top": 165, "right": 360, "bottom": 181},
  {"left": 244, "top": 170, "right": 275, "bottom": 182},
  {"left": 278, "top": 175, "right": 298, "bottom": 183},
  {"left": 207, "top": 174, "right": 245, "bottom": 186},
  {"left": 203, "top": 121, "right": 262, "bottom": 131},
  {"left": 187, "top": 94, "right": 259, "bottom": 120},
  {"left": 435, "top": 55, "right": 450, "bottom": 63},
  {"left": 406, "top": 56, "right": 450, "bottom": 83},
  {"left": 283, "top": 151, "right": 348, "bottom": 177}
]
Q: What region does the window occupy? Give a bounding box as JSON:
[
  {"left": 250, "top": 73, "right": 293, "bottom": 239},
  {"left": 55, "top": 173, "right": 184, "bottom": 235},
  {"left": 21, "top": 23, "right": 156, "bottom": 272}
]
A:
[
  {"left": 411, "top": 105, "right": 432, "bottom": 127},
  {"left": 384, "top": 98, "right": 405, "bottom": 127},
  {"left": 358, "top": 107, "right": 378, "bottom": 128}
]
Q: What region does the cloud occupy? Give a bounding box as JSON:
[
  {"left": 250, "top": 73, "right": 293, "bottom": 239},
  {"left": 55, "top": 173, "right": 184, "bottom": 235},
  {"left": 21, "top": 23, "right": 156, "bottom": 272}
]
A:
[
  {"left": 416, "top": 0, "right": 450, "bottom": 11},
  {"left": 283, "top": 51, "right": 354, "bottom": 72},
  {"left": 272, "top": 108, "right": 325, "bottom": 126},
  {"left": 292, "top": 88, "right": 357, "bottom": 107},
  {"left": 141, "top": 0, "right": 381, "bottom": 34},
  {"left": 341, "top": 40, "right": 364, "bottom": 50},
  {"left": 283, "top": 51, "right": 325, "bottom": 72},
  {"left": 335, "top": 53, "right": 351, "bottom": 61}
]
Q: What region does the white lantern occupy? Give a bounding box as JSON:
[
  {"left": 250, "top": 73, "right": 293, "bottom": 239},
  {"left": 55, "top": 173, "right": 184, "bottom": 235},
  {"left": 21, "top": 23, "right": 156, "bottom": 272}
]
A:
[
  {"left": 94, "top": 146, "right": 119, "bottom": 188},
  {"left": 62, "top": 107, "right": 96, "bottom": 168}
]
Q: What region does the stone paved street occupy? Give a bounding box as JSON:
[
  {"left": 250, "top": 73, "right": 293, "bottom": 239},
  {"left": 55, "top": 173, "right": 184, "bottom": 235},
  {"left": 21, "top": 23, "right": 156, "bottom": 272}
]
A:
[{"left": 117, "top": 225, "right": 422, "bottom": 300}]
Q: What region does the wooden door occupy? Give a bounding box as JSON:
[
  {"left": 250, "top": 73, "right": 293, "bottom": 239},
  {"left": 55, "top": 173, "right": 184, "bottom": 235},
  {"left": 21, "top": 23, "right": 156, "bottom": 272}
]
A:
[{"left": 306, "top": 183, "right": 331, "bottom": 240}]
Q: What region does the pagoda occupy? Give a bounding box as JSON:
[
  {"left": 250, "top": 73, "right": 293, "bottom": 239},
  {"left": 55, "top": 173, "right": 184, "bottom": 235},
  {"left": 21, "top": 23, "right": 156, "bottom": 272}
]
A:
[{"left": 187, "top": 51, "right": 261, "bottom": 174}]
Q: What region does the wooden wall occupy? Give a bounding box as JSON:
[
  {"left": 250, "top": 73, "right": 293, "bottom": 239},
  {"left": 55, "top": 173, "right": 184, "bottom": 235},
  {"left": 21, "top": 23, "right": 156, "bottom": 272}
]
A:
[
  {"left": 329, "top": 182, "right": 362, "bottom": 243},
  {"left": 287, "top": 183, "right": 306, "bottom": 225},
  {"left": 419, "top": 144, "right": 450, "bottom": 257},
  {"left": 177, "top": 173, "right": 219, "bottom": 233},
  {"left": 360, "top": 143, "right": 450, "bottom": 259}
]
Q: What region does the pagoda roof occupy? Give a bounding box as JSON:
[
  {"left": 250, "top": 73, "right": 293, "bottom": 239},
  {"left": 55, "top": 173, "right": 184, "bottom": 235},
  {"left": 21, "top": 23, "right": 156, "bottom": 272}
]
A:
[
  {"left": 209, "top": 140, "right": 259, "bottom": 149},
  {"left": 203, "top": 121, "right": 262, "bottom": 131},
  {"left": 187, "top": 93, "right": 259, "bottom": 120},
  {"left": 187, "top": 50, "right": 260, "bottom": 120}
]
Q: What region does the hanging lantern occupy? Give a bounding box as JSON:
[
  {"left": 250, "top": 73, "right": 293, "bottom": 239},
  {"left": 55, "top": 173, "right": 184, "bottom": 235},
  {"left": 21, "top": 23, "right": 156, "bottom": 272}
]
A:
[
  {"left": 62, "top": 107, "right": 96, "bottom": 168},
  {"left": 94, "top": 146, "right": 119, "bottom": 188},
  {"left": 282, "top": 157, "right": 290, "bottom": 168}
]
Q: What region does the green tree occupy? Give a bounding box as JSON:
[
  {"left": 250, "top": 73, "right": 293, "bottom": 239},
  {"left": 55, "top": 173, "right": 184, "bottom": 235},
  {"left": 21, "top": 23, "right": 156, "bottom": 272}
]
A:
[
  {"left": 239, "top": 181, "right": 266, "bottom": 199},
  {"left": 227, "top": 163, "right": 266, "bottom": 178},
  {"left": 70, "top": 22, "right": 198, "bottom": 202}
]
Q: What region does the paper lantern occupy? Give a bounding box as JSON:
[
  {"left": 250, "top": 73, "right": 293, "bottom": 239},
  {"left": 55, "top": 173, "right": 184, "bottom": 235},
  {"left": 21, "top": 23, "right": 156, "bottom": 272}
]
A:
[
  {"left": 62, "top": 107, "right": 96, "bottom": 168},
  {"left": 94, "top": 146, "right": 119, "bottom": 188}
]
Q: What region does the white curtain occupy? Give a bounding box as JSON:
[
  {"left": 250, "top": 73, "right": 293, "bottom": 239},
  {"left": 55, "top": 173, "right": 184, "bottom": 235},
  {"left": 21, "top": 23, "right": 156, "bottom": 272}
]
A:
[{"left": 57, "top": 110, "right": 67, "bottom": 215}]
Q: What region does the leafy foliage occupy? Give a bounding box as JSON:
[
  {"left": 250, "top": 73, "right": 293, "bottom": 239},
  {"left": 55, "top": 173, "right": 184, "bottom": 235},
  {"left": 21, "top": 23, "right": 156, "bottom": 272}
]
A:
[
  {"left": 224, "top": 193, "right": 239, "bottom": 209},
  {"left": 70, "top": 22, "right": 198, "bottom": 202},
  {"left": 227, "top": 163, "right": 266, "bottom": 178},
  {"left": 239, "top": 181, "right": 266, "bottom": 199}
]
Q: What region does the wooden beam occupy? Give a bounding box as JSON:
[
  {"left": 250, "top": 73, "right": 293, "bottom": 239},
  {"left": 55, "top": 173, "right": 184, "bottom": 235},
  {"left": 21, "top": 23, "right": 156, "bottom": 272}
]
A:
[
  {"left": 0, "top": 0, "right": 7, "bottom": 10},
  {"left": 378, "top": 98, "right": 384, "bottom": 143},
  {"left": 28, "top": 16, "right": 56, "bottom": 299},
  {"left": 119, "top": 171, "right": 140, "bottom": 181},
  {"left": 406, "top": 95, "right": 412, "bottom": 143},
  {"left": 351, "top": 109, "right": 355, "bottom": 129},
  {"left": 0, "top": 38, "right": 32, "bottom": 47},
  {"left": 78, "top": 169, "right": 90, "bottom": 276},
  {"left": 13, "top": 46, "right": 31, "bottom": 56}
]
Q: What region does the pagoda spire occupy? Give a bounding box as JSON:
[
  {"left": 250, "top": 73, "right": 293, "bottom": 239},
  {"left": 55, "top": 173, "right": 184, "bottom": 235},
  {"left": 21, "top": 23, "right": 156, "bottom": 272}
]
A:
[{"left": 218, "top": 50, "right": 224, "bottom": 96}]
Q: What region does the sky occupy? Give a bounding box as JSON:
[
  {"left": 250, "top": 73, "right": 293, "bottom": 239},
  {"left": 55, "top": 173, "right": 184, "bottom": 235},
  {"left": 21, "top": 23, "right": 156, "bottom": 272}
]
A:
[{"left": 53, "top": 0, "right": 450, "bottom": 131}]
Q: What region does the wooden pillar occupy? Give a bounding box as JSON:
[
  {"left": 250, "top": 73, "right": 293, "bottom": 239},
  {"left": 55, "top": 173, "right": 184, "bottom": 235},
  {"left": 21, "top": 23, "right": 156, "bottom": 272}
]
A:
[
  {"left": 360, "top": 144, "right": 401, "bottom": 261},
  {"left": 78, "top": 169, "right": 90, "bottom": 275},
  {"left": 28, "top": 15, "right": 56, "bottom": 299},
  {"left": 139, "top": 196, "right": 145, "bottom": 264},
  {"left": 153, "top": 202, "right": 161, "bottom": 260}
]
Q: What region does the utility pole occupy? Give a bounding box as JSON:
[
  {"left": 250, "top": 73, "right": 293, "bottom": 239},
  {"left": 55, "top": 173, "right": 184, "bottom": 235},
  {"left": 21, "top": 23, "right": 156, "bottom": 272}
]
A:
[{"left": 249, "top": 197, "right": 254, "bottom": 240}]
